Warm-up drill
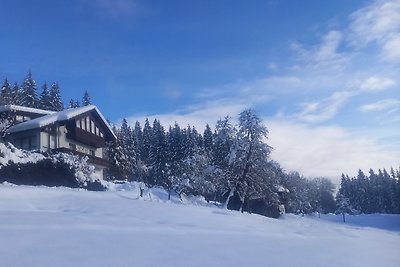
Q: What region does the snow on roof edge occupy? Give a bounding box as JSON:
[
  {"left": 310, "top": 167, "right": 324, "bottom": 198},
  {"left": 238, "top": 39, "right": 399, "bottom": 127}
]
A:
[{"left": 0, "top": 105, "right": 55, "bottom": 115}]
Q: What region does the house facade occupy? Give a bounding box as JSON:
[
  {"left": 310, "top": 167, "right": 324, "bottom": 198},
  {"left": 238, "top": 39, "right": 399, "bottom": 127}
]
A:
[{"left": 0, "top": 105, "right": 116, "bottom": 178}]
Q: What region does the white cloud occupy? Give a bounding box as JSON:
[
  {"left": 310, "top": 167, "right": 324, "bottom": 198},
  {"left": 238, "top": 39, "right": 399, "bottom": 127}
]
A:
[
  {"left": 349, "top": 0, "right": 400, "bottom": 60},
  {"left": 360, "top": 76, "right": 396, "bottom": 92},
  {"left": 268, "top": 119, "right": 400, "bottom": 184},
  {"left": 291, "top": 31, "right": 349, "bottom": 70},
  {"left": 383, "top": 33, "right": 400, "bottom": 60},
  {"left": 315, "top": 31, "right": 344, "bottom": 61},
  {"left": 359, "top": 98, "right": 400, "bottom": 113},
  {"left": 295, "top": 90, "right": 356, "bottom": 123}
]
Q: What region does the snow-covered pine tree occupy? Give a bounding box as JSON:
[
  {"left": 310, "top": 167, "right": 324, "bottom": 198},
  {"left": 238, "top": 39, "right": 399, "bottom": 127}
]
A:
[
  {"left": 182, "top": 125, "right": 197, "bottom": 158},
  {"left": 82, "top": 90, "right": 91, "bottom": 106},
  {"left": 149, "top": 119, "right": 169, "bottom": 195},
  {"left": 119, "top": 118, "right": 136, "bottom": 180},
  {"left": 106, "top": 125, "right": 131, "bottom": 181},
  {"left": 140, "top": 118, "right": 152, "bottom": 166},
  {"left": 212, "top": 116, "right": 235, "bottom": 170},
  {"left": 68, "top": 99, "right": 75, "bottom": 109},
  {"left": 132, "top": 121, "right": 143, "bottom": 160},
  {"left": 49, "top": 82, "right": 64, "bottom": 111},
  {"left": 0, "top": 78, "right": 13, "bottom": 105},
  {"left": 166, "top": 122, "right": 186, "bottom": 195},
  {"left": 20, "top": 71, "right": 38, "bottom": 108},
  {"left": 131, "top": 121, "right": 150, "bottom": 191},
  {"left": 203, "top": 124, "right": 213, "bottom": 155},
  {"left": 39, "top": 83, "right": 52, "bottom": 110},
  {"left": 11, "top": 83, "right": 23, "bottom": 105}
]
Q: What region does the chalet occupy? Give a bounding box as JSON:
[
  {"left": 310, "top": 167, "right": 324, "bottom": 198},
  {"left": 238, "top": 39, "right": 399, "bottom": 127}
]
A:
[{"left": 0, "top": 105, "right": 116, "bottom": 178}]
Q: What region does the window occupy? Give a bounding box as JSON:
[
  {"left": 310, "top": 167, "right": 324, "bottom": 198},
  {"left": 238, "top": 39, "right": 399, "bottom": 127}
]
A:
[
  {"left": 91, "top": 121, "right": 95, "bottom": 134},
  {"left": 81, "top": 118, "right": 85, "bottom": 130},
  {"left": 76, "top": 120, "right": 80, "bottom": 128},
  {"left": 95, "top": 126, "right": 99, "bottom": 136},
  {"left": 17, "top": 136, "right": 37, "bottom": 150},
  {"left": 100, "top": 132, "right": 104, "bottom": 138},
  {"left": 86, "top": 117, "right": 90, "bottom": 131},
  {"left": 50, "top": 134, "right": 56, "bottom": 149}
]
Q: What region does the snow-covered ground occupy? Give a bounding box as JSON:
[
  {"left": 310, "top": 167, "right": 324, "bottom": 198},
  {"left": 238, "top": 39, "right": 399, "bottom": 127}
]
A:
[{"left": 0, "top": 183, "right": 399, "bottom": 267}]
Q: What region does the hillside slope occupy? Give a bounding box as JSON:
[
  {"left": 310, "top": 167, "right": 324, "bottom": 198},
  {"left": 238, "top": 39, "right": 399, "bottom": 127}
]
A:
[{"left": 0, "top": 184, "right": 399, "bottom": 267}]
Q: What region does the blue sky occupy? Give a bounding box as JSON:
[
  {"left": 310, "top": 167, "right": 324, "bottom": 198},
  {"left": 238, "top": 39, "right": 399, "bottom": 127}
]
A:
[{"left": 1, "top": 0, "right": 399, "bottom": 182}]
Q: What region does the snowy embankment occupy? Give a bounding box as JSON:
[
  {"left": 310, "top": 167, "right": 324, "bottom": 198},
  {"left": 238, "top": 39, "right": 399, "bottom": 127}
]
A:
[{"left": 0, "top": 184, "right": 399, "bottom": 267}]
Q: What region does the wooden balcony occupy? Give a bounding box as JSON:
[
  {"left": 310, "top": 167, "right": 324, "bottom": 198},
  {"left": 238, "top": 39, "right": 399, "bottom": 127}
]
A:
[
  {"left": 52, "top": 147, "right": 110, "bottom": 168},
  {"left": 66, "top": 122, "right": 106, "bottom": 148}
]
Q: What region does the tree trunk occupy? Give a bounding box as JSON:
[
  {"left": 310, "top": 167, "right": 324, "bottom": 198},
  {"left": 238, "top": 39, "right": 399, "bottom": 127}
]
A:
[
  {"left": 223, "top": 187, "right": 235, "bottom": 209},
  {"left": 139, "top": 183, "right": 144, "bottom": 198},
  {"left": 342, "top": 212, "right": 346, "bottom": 223}
]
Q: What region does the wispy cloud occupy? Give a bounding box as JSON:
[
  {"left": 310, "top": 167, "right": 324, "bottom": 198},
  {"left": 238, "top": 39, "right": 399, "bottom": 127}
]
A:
[
  {"left": 383, "top": 33, "right": 400, "bottom": 60},
  {"left": 348, "top": 0, "right": 400, "bottom": 61},
  {"left": 291, "top": 30, "right": 350, "bottom": 70},
  {"left": 359, "top": 98, "right": 400, "bottom": 113},
  {"left": 360, "top": 76, "right": 396, "bottom": 92},
  {"left": 295, "top": 90, "right": 356, "bottom": 123}
]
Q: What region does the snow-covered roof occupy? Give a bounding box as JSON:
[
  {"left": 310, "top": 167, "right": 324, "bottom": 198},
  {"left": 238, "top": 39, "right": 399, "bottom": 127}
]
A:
[
  {"left": 0, "top": 105, "right": 55, "bottom": 115},
  {"left": 7, "top": 105, "right": 116, "bottom": 139}
]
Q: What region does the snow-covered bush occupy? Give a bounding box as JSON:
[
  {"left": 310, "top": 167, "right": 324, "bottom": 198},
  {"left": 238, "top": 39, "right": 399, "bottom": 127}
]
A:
[{"left": 0, "top": 142, "right": 106, "bottom": 190}]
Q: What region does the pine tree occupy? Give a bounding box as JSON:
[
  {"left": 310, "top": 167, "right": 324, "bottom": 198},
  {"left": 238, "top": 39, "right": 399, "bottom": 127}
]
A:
[
  {"left": 149, "top": 119, "right": 169, "bottom": 194},
  {"left": 0, "top": 78, "right": 13, "bottom": 105},
  {"left": 12, "top": 83, "right": 22, "bottom": 105},
  {"left": 39, "top": 83, "right": 52, "bottom": 110},
  {"left": 49, "top": 82, "right": 63, "bottom": 111},
  {"left": 68, "top": 99, "right": 80, "bottom": 108},
  {"left": 106, "top": 126, "right": 130, "bottom": 180},
  {"left": 82, "top": 90, "right": 91, "bottom": 106},
  {"left": 141, "top": 118, "right": 152, "bottom": 165},
  {"left": 119, "top": 118, "right": 136, "bottom": 181},
  {"left": 132, "top": 121, "right": 143, "bottom": 160},
  {"left": 212, "top": 116, "right": 235, "bottom": 170},
  {"left": 20, "top": 71, "right": 38, "bottom": 108},
  {"left": 167, "top": 122, "right": 185, "bottom": 194},
  {"left": 203, "top": 124, "right": 213, "bottom": 155},
  {"left": 132, "top": 121, "right": 150, "bottom": 189},
  {"left": 68, "top": 99, "right": 75, "bottom": 109}
]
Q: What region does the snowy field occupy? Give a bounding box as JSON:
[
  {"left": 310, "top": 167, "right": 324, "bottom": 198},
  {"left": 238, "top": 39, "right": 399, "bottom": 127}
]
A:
[{"left": 0, "top": 184, "right": 399, "bottom": 267}]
